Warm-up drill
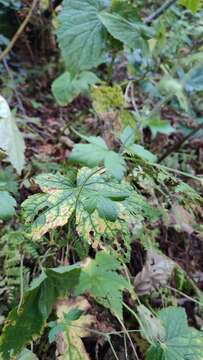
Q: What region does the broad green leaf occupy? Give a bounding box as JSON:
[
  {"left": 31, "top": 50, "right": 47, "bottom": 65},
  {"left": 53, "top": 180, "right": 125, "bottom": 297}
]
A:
[
  {"left": 57, "top": 0, "right": 108, "bottom": 72},
  {"left": 180, "top": 0, "right": 201, "bottom": 13},
  {"left": 91, "top": 85, "right": 124, "bottom": 113},
  {"left": 0, "top": 167, "right": 18, "bottom": 194},
  {"left": 75, "top": 251, "right": 132, "bottom": 319},
  {"left": 0, "top": 191, "right": 16, "bottom": 220},
  {"left": 146, "top": 307, "right": 203, "bottom": 360},
  {"left": 0, "top": 96, "right": 25, "bottom": 174},
  {"left": 52, "top": 71, "right": 100, "bottom": 106},
  {"left": 69, "top": 136, "right": 126, "bottom": 180},
  {"left": 110, "top": 0, "right": 139, "bottom": 21},
  {"left": 99, "top": 12, "right": 153, "bottom": 52},
  {"left": 0, "top": 264, "right": 81, "bottom": 359},
  {"left": 184, "top": 65, "right": 203, "bottom": 92},
  {"left": 143, "top": 118, "right": 175, "bottom": 138}
]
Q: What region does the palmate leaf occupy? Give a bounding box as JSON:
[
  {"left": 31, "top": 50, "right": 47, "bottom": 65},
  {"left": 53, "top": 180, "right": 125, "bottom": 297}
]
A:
[
  {"left": 119, "top": 126, "right": 157, "bottom": 162},
  {"left": 53, "top": 298, "right": 96, "bottom": 360},
  {"left": 146, "top": 307, "right": 203, "bottom": 360},
  {"left": 57, "top": 0, "right": 108, "bottom": 72},
  {"left": 69, "top": 136, "right": 126, "bottom": 180},
  {"left": 0, "top": 264, "right": 81, "bottom": 359},
  {"left": 75, "top": 251, "right": 132, "bottom": 319},
  {"left": 22, "top": 168, "right": 133, "bottom": 239},
  {"left": 22, "top": 168, "right": 159, "bottom": 241}
]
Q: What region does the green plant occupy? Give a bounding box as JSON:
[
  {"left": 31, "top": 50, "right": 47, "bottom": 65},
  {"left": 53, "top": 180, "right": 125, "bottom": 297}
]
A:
[
  {"left": 0, "top": 168, "right": 17, "bottom": 220},
  {"left": 1, "top": 1, "right": 203, "bottom": 359}
]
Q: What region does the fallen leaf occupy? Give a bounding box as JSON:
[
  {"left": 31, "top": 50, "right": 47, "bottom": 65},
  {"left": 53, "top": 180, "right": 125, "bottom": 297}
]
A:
[{"left": 134, "top": 251, "right": 175, "bottom": 296}]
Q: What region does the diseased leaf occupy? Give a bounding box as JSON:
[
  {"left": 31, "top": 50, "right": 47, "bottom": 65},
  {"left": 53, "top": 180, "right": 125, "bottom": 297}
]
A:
[
  {"left": 57, "top": 0, "right": 108, "bottom": 72},
  {"left": 0, "top": 96, "right": 25, "bottom": 174},
  {"left": 0, "top": 191, "right": 16, "bottom": 220},
  {"left": 52, "top": 71, "right": 99, "bottom": 106},
  {"left": 75, "top": 251, "right": 132, "bottom": 319},
  {"left": 22, "top": 168, "right": 146, "bottom": 239},
  {"left": 55, "top": 297, "right": 96, "bottom": 360}
]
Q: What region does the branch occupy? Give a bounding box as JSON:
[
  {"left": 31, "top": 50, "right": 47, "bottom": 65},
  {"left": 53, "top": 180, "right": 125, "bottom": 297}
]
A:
[
  {"left": 0, "top": 0, "right": 39, "bottom": 63},
  {"left": 144, "top": 0, "right": 179, "bottom": 24},
  {"left": 158, "top": 122, "right": 203, "bottom": 163}
]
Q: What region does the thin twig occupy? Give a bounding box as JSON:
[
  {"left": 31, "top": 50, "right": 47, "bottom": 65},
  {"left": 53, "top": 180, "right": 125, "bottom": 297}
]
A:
[
  {"left": 0, "top": 0, "right": 39, "bottom": 62},
  {"left": 158, "top": 122, "right": 203, "bottom": 163},
  {"left": 144, "top": 0, "right": 178, "bottom": 24},
  {"left": 2, "top": 55, "right": 26, "bottom": 116}
]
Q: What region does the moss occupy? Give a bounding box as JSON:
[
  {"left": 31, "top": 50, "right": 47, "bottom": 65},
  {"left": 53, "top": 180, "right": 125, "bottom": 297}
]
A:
[{"left": 91, "top": 84, "right": 124, "bottom": 113}]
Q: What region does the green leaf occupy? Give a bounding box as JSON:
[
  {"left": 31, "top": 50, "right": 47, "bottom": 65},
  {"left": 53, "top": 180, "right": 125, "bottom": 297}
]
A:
[
  {"left": 146, "top": 307, "right": 203, "bottom": 360},
  {"left": 119, "top": 126, "right": 157, "bottom": 162},
  {"left": 143, "top": 118, "right": 175, "bottom": 138},
  {"left": 0, "top": 96, "right": 25, "bottom": 174},
  {"left": 0, "top": 264, "right": 81, "bottom": 359},
  {"left": 180, "top": 0, "right": 201, "bottom": 13},
  {"left": 0, "top": 167, "right": 18, "bottom": 194},
  {"left": 75, "top": 251, "right": 132, "bottom": 319},
  {"left": 57, "top": 0, "right": 108, "bottom": 72},
  {"left": 69, "top": 136, "right": 126, "bottom": 180},
  {"left": 185, "top": 65, "right": 203, "bottom": 92},
  {"left": 0, "top": 191, "right": 16, "bottom": 220},
  {"left": 158, "top": 75, "right": 188, "bottom": 111},
  {"left": 52, "top": 71, "right": 100, "bottom": 106},
  {"left": 119, "top": 126, "right": 136, "bottom": 147},
  {"left": 126, "top": 144, "right": 157, "bottom": 163},
  {"left": 99, "top": 12, "right": 153, "bottom": 52}
]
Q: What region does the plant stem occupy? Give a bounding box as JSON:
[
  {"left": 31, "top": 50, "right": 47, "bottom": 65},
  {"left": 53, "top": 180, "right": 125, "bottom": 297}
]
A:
[
  {"left": 144, "top": 0, "right": 179, "bottom": 24},
  {"left": 0, "top": 0, "right": 39, "bottom": 62},
  {"left": 18, "top": 255, "right": 24, "bottom": 312},
  {"left": 158, "top": 122, "right": 203, "bottom": 163},
  {"left": 152, "top": 163, "right": 203, "bottom": 183}
]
